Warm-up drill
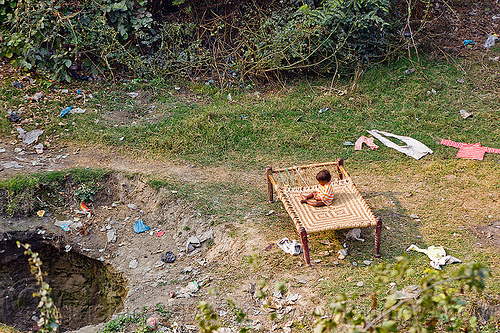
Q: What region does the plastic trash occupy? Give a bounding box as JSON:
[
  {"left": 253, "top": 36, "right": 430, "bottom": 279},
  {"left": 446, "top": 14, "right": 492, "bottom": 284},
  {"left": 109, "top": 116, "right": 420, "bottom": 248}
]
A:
[
  {"left": 22, "top": 130, "right": 43, "bottom": 145},
  {"left": 161, "top": 251, "right": 176, "bottom": 263},
  {"left": 126, "top": 92, "right": 138, "bottom": 98},
  {"left": 59, "top": 106, "right": 74, "bottom": 117},
  {"left": 463, "top": 40, "right": 475, "bottom": 46},
  {"left": 459, "top": 109, "right": 473, "bottom": 119},
  {"left": 483, "top": 34, "right": 498, "bottom": 48},
  {"left": 133, "top": 219, "right": 150, "bottom": 233},
  {"left": 9, "top": 114, "right": 21, "bottom": 122},
  {"left": 277, "top": 237, "right": 302, "bottom": 255},
  {"left": 12, "top": 81, "right": 25, "bottom": 89}
]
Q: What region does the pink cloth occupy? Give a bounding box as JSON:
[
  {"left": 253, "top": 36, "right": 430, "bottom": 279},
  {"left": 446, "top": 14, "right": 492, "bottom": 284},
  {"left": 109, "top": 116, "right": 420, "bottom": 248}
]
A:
[
  {"left": 354, "top": 136, "right": 379, "bottom": 150},
  {"left": 440, "top": 139, "right": 500, "bottom": 160}
]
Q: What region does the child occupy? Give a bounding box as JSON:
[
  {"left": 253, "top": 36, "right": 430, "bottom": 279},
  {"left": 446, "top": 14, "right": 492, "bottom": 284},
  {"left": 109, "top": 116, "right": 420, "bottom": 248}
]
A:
[{"left": 300, "top": 169, "right": 335, "bottom": 207}]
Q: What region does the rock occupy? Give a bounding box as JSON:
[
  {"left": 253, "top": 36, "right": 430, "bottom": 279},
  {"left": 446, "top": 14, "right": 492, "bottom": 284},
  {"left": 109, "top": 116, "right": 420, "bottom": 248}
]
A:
[{"left": 129, "top": 259, "right": 138, "bottom": 269}]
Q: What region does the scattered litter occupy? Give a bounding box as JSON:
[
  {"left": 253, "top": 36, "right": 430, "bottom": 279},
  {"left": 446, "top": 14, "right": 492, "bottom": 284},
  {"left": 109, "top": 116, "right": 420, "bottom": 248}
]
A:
[
  {"left": 128, "top": 203, "right": 138, "bottom": 210},
  {"left": 410, "top": 214, "right": 419, "bottom": 219},
  {"left": 367, "top": 130, "right": 433, "bottom": 160},
  {"left": 227, "top": 93, "right": 232, "bottom": 101},
  {"left": 404, "top": 68, "right": 415, "bottom": 75},
  {"left": 133, "top": 219, "right": 150, "bottom": 233},
  {"left": 1, "top": 161, "right": 23, "bottom": 169},
  {"left": 61, "top": 89, "right": 69, "bottom": 93},
  {"left": 70, "top": 107, "right": 86, "bottom": 114},
  {"left": 80, "top": 202, "right": 91, "bottom": 213},
  {"left": 161, "top": 251, "right": 176, "bottom": 263},
  {"left": 37, "top": 210, "right": 45, "bottom": 217},
  {"left": 319, "top": 107, "right": 329, "bottom": 114},
  {"left": 345, "top": 228, "right": 365, "bottom": 242},
  {"left": 395, "top": 285, "right": 421, "bottom": 299},
  {"left": 174, "top": 86, "right": 181, "bottom": 90},
  {"left": 314, "top": 259, "right": 321, "bottom": 263},
  {"left": 64, "top": 245, "right": 72, "bottom": 252},
  {"left": 463, "top": 39, "right": 475, "bottom": 46},
  {"left": 34, "top": 143, "right": 44, "bottom": 154},
  {"left": 107, "top": 229, "right": 117, "bottom": 243},
  {"left": 357, "top": 281, "right": 364, "bottom": 287},
  {"left": 483, "top": 34, "right": 498, "bottom": 48},
  {"left": 129, "top": 259, "right": 138, "bottom": 269},
  {"left": 265, "top": 210, "right": 275, "bottom": 216},
  {"left": 54, "top": 220, "right": 83, "bottom": 231},
  {"left": 459, "top": 109, "right": 473, "bottom": 119},
  {"left": 337, "top": 248, "right": 348, "bottom": 260},
  {"left": 363, "top": 260, "right": 372, "bottom": 266},
  {"left": 186, "top": 236, "right": 201, "bottom": 254},
  {"left": 406, "top": 244, "right": 461, "bottom": 270},
  {"left": 59, "top": 106, "right": 74, "bottom": 117},
  {"left": 153, "top": 261, "right": 164, "bottom": 268},
  {"left": 427, "top": 88, "right": 437, "bottom": 95},
  {"left": 343, "top": 141, "right": 354, "bottom": 146},
  {"left": 332, "top": 261, "right": 339, "bottom": 265},
  {"left": 14, "top": 148, "right": 22, "bottom": 153},
  {"left": 146, "top": 317, "right": 159, "bottom": 330},
  {"left": 126, "top": 92, "right": 139, "bottom": 98},
  {"left": 0, "top": 148, "right": 5, "bottom": 153},
  {"left": 265, "top": 243, "right": 275, "bottom": 251},
  {"left": 440, "top": 139, "right": 500, "bottom": 161},
  {"left": 178, "top": 281, "right": 199, "bottom": 296},
  {"left": 352, "top": 261, "right": 358, "bottom": 266},
  {"left": 9, "top": 113, "right": 21, "bottom": 123},
  {"left": 457, "top": 78, "right": 464, "bottom": 84},
  {"left": 277, "top": 237, "right": 302, "bottom": 255},
  {"left": 156, "top": 231, "right": 164, "bottom": 237}
]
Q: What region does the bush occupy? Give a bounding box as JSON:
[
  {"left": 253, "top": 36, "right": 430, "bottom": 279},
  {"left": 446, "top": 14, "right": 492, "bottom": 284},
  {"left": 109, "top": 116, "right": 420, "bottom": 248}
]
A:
[{"left": 0, "top": 0, "right": 396, "bottom": 82}]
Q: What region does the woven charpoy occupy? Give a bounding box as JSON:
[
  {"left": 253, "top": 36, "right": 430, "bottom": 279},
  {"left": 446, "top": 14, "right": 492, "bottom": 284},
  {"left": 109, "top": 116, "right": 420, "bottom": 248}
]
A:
[{"left": 276, "top": 178, "right": 377, "bottom": 233}]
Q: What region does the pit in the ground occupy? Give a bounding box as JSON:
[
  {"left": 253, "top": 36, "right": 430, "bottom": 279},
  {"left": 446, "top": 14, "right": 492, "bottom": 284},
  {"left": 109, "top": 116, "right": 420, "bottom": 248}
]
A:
[{"left": 0, "top": 235, "right": 127, "bottom": 331}]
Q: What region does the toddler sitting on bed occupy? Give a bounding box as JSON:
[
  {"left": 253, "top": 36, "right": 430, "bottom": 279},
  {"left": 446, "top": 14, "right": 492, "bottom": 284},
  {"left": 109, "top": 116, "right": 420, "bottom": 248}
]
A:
[{"left": 300, "top": 169, "right": 335, "bottom": 207}]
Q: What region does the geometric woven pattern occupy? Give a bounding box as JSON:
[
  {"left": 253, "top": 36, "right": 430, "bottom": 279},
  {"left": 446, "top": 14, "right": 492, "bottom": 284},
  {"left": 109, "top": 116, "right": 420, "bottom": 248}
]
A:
[{"left": 277, "top": 179, "right": 377, "bottom": 233}]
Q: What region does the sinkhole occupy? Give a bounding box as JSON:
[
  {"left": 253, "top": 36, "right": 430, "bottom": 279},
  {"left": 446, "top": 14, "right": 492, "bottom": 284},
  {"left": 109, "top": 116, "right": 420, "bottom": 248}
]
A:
[{"left": 0, "top": 234, "right": 127, "bottom": 332}]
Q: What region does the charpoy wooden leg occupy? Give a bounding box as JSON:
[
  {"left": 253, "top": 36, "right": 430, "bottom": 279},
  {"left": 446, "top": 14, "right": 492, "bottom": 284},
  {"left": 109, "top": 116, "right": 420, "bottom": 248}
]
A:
[
  {"left": 336, "top": 158, "right": 344, "bottom": 180},
  {"left": 375, "top": 217, "right": 382, "bottom": 258},
  {"left": 266, "top": 167, "right": 274, "bottom": 203},
  {"left": 300, "top": 227, "right": 311, "bottom": 266}
]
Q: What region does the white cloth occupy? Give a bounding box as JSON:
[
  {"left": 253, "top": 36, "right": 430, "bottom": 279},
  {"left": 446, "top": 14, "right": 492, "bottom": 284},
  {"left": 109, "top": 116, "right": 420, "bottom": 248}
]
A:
[
  {"left": 367, "top": 130, "right": 433, "bottom": 160},
  {"left": 406, "top": 244, "right": 461, "bottom": 270}
]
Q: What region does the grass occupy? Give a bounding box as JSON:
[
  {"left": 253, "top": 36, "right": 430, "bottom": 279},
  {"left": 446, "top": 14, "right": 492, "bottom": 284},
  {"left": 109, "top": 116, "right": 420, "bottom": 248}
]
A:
[
  {"left": 1, "top": 52, "right": 500, "bottom": 331},
  {"left": 0, "top": 167, "right": 110, "bottom": 215}
]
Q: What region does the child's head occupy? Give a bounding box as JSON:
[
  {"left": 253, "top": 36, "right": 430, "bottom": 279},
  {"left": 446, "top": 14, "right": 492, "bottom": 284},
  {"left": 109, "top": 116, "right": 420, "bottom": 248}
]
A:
[{"left": 316, "top": 169, "right": 331, "bottom": 184}]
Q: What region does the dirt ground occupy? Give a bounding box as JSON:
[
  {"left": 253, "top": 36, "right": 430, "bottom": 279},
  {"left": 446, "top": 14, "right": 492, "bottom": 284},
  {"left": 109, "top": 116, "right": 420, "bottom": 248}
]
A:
[{"left": 0, "top": 143, "right": 328, "bottom": 332}]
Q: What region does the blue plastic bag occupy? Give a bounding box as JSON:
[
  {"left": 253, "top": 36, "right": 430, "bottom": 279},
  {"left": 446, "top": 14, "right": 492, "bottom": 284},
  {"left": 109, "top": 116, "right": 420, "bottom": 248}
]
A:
[
  {"left": 59, "top": 106, "right": 74, "bottom": 117},
  {"left": 133, "top": 219, "right": 150, "bottom": 233}
]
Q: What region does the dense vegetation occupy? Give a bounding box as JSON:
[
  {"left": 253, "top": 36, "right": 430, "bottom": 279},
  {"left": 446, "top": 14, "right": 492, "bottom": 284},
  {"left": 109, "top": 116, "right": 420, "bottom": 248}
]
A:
[{"left": 0, "top": 0, "right": 397, "bottom": 82}]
